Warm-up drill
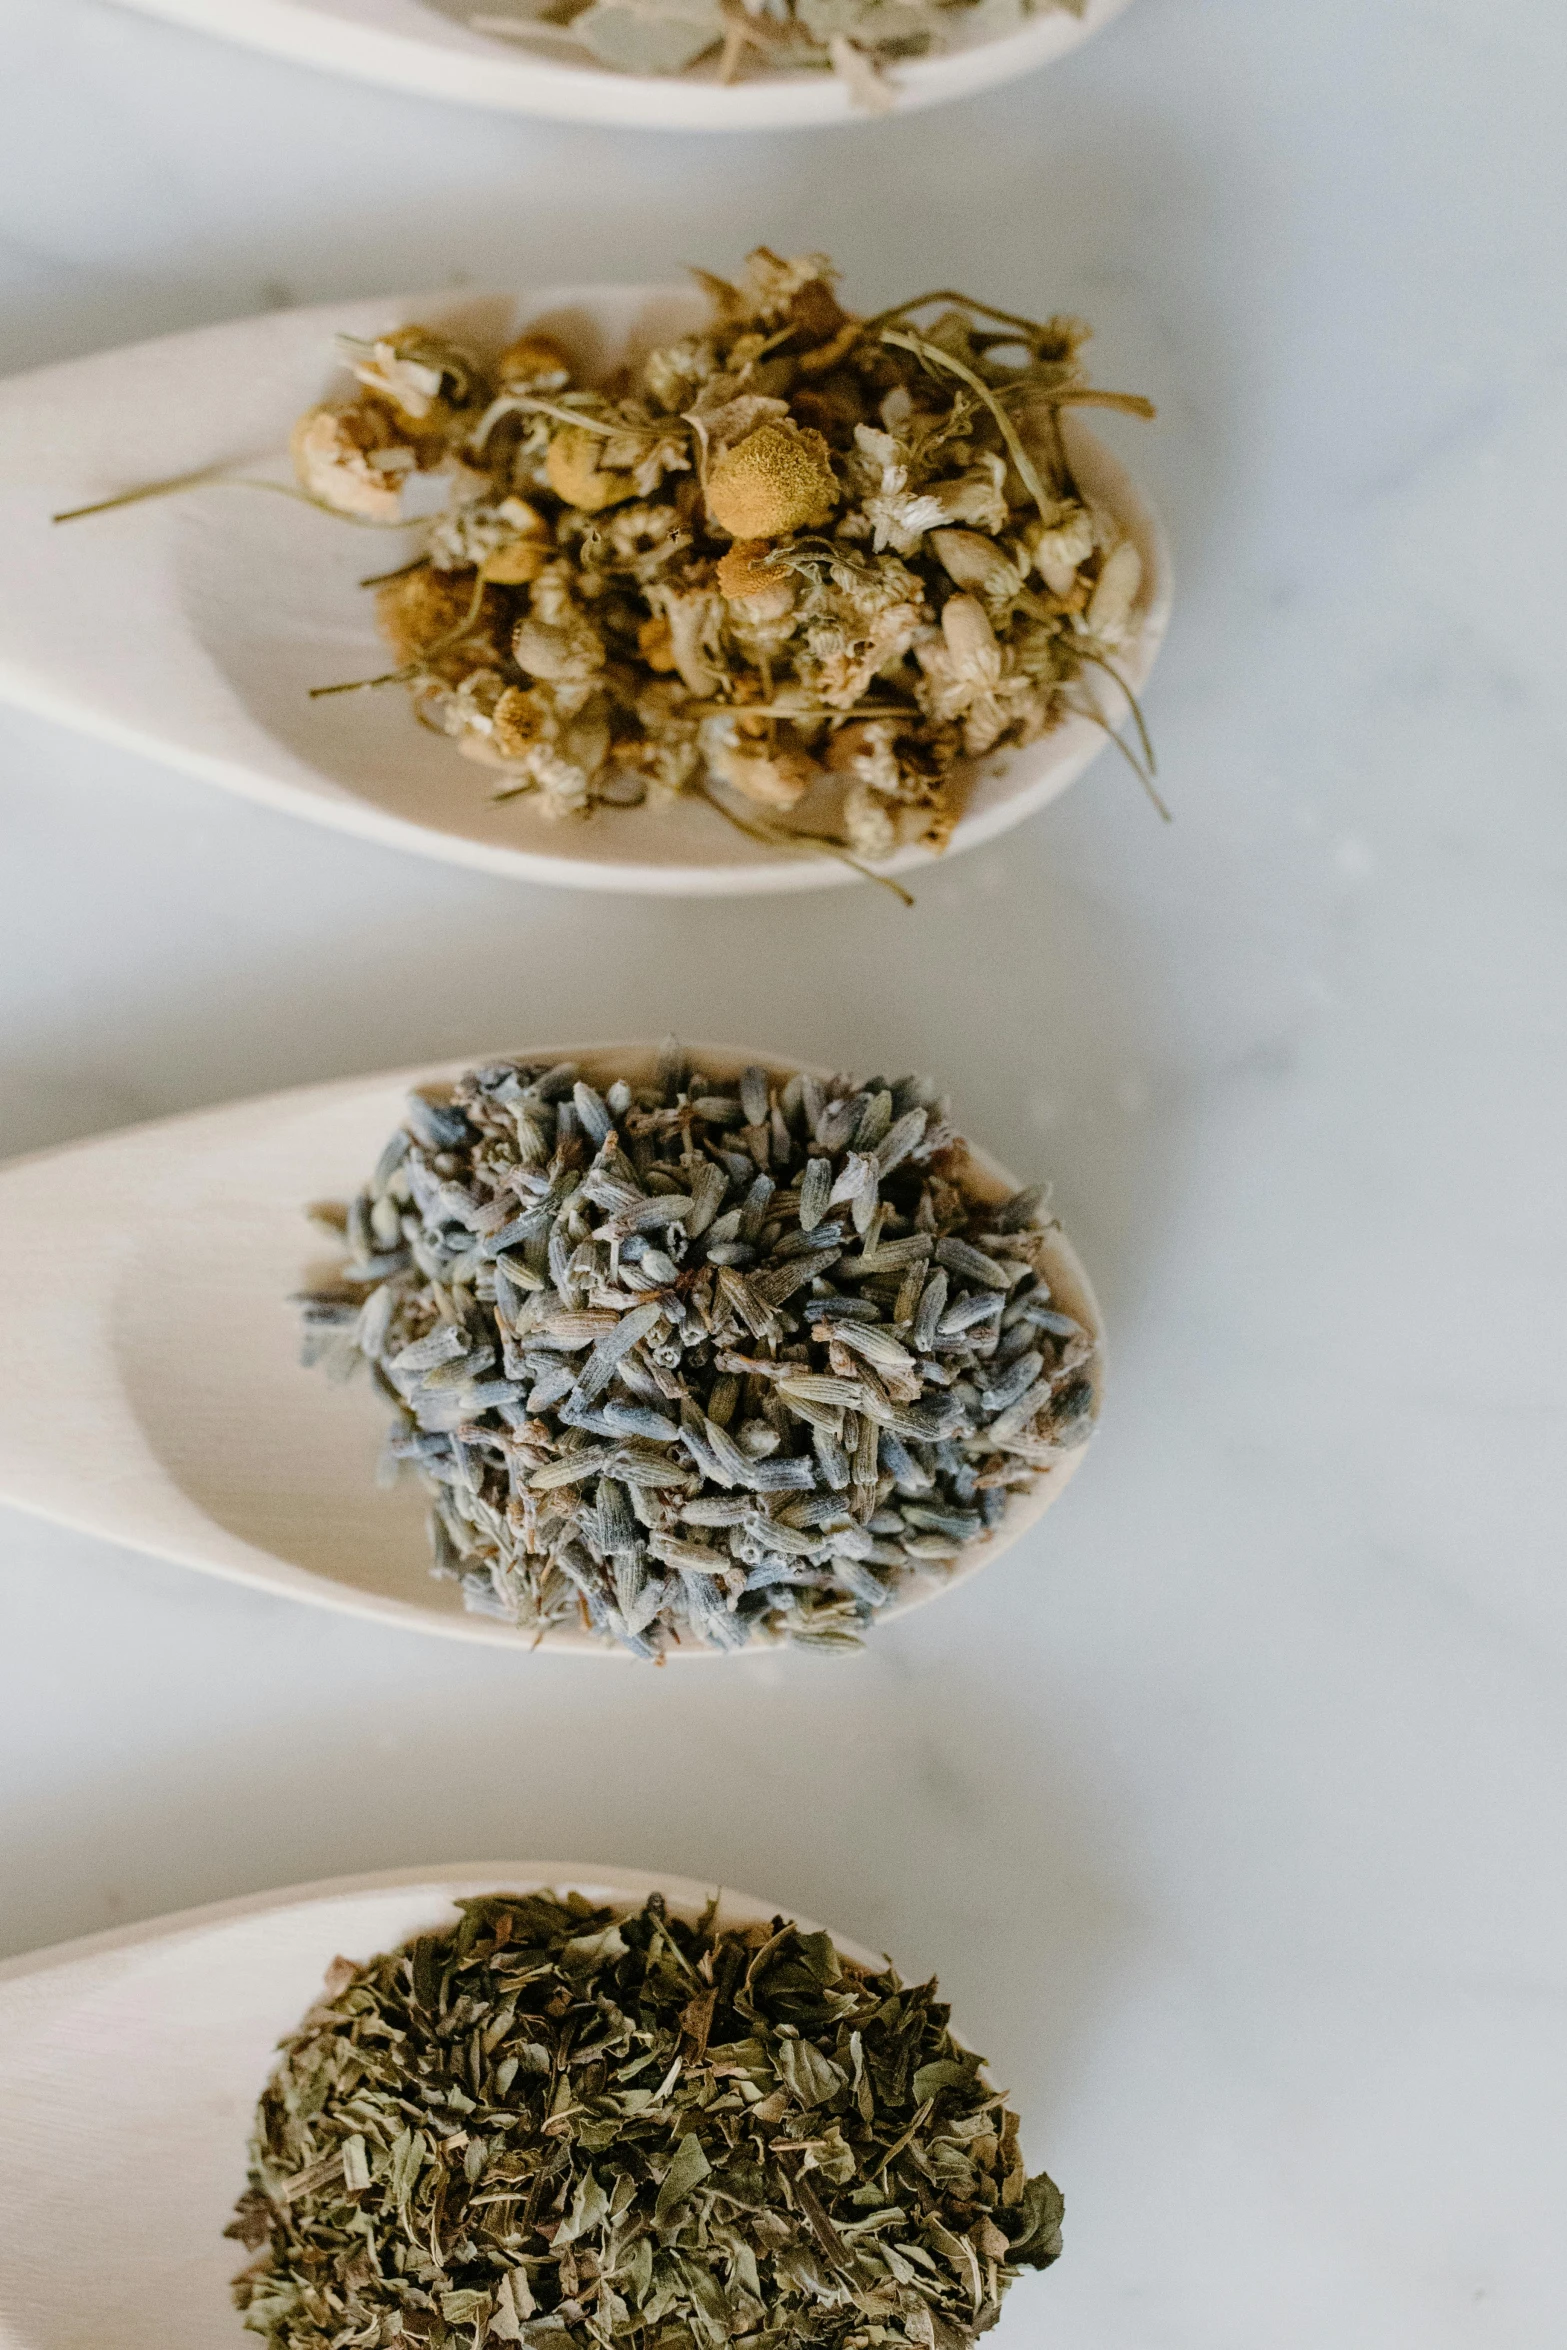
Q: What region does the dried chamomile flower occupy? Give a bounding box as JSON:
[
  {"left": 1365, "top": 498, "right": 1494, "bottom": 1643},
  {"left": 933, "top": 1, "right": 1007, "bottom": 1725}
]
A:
[
  {"left": 715, "top": 537, "right": 797, "bottom": 619},
  {"left": 422, "top": 491, "right": 552, "bottom": 580},
  {"left": 707, "top": 733, "right": 821, "bottom": 809},
  {"left": 1025, "top": 500, "right": 1096, "bottom": 596},
  {"left": 826, "top": 717, "right": 909, "bottom": 857},
  {"left": 706, "top": 421, "right": 840, "bottom": 538},
  {"left": 496, "top": 330, "right": 575, "bottom": 390},
  {"left": 288, "top": 251, "right": 1158, "bottom": 858},
  {"left": 289, "top": 398, "right": 417, "bottom": 519},
  {"left": 702, "top": 246, "right": 841, "bottom": 329},
  {"left": 546, "top": 424, "right": 639, "bottom": 512},
  {"left": 298, "top": 1047, "right": 1100, "bottom": 1658},
  {"left": 229, "top": 1893, "right": 1067, "bottom": 2350},
  {"left": 376, "top": 568, "right": 506, "bottom": 678},
  {"left": 337, "top": 326, "right": 486, "bottom": 434},
  {"left": 512, "top": 605, "right": 607, "bottom": 701},
  {"left": 484, "top": 513, "right": 555, "bottom": 585}
]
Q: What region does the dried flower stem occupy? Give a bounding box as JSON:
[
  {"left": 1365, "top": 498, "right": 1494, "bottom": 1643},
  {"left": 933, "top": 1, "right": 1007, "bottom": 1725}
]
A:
[
  {"left": 1072, "top": 641, "right": 1159, "bottom": 779},
  {"left": 53, "top": 468, "right": 412, "bottom": 529},
  {"left": 1069, "top": 698, "right": 1172, "bottom": 821},
  {"left": 859, "top": 289, "right": 1065, "bottom": 346},
  {"left": 307, "top": 663, "right": 420, "bottom": 700},
  {"left": 699, "top": 784, "right": 917, "bottom": 902},
  {"left": 52, "top": 463, "right": 232, "bottom": 524},
  {"left": 881, "top": 328, "right": 1060, "bottom": 528},
  {"left": 1050, "top": 387, "right": 1159, "bottom": 419},
  {"left": 488, "top": 392, "right": 618, "bottom": 437}
]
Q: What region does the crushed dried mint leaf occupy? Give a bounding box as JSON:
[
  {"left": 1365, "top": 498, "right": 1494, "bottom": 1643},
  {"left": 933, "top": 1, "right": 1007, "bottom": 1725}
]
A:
[
  {"left": 291, "top": 250, "right": 1159, "bottom": 857},
  {"left": 298, "top": 1047, "right": 1100, "bottom": 1656},
  {"left": 228, "top": 1890, "right": 1065, "bottom": 2350},
  {"left": 463, "top": 0, "right": 1086, "bottom": 104}
]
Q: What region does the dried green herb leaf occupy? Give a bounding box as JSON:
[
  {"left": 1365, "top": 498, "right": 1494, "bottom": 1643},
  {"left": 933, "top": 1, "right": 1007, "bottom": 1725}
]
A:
[
  {"left": 561, "top": 1921, "right": 629, "bottom": 1971},
  {"left": 558, "top": 2165, "right": 612, "bottom": 2240},
  {"left": 775, "top": 2033, "right": 847, "bottom": 2106},
  {"left": 912, "top": 2054, "right": 979, "bottom": 2102},
  {"left": 654, "top": 2129, "right": 713, "bottom": 2220},
  {"left": 572, "top": 0, "right": 724, "bottom": 71}
]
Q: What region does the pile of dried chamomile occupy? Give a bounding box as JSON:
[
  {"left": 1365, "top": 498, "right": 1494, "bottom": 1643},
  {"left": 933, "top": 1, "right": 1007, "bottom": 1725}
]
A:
[{"left": 296, "top": 249, "right": 1156, "bottom": 863}]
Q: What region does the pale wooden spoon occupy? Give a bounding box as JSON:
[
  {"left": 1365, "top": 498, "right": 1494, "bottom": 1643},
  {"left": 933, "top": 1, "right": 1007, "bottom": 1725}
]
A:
[
  {"left": 0, "top": 1044, "right": 1102, "bottom": 1654},
  {"left": 0, "top": 283, "right": 1170, "bottom": 897},
  {"left": 0, "top": 1864, "right": 884, "bottom": 2350}
]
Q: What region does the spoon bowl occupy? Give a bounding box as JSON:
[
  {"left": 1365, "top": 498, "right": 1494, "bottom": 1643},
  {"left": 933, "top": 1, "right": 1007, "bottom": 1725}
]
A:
[
  {"left": 0, "top": 1864, "right": 884, "bottom": 2350},
  {"left": 0, "top": 285, "right": 1170, "bottom": 896},
  {"left": 0, "top": 1046, "right": 1103, "bottom": 1654},
  {"left": 107, "top": 0, "right": 1140, "bottom": 131}
]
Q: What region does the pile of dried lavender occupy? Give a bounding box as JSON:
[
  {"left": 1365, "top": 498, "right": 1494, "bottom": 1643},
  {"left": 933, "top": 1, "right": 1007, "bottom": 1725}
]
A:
[
  {"left": 300, "top": 1049, "right": 1099, "bottom": 1656},
  {"left": 461, "top": 0, "right": 1084, "bottom": 106},
  {"left": 229, "top": 1890, "right": 1064, "bottom": 2350},
  {"left": 297, "top": 249, "right": 1157, "bottom": 863}
]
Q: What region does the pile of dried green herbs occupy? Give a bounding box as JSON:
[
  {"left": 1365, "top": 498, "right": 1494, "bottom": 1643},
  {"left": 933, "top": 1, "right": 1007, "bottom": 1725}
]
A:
[
  {"left": 229, "top": 1890, "right": 1064, "bottom": 2350},
  {"left": 295, "top": 248, "right": 1156, "bottom": 863},
  {"left": 300, "top": 1048, "right": 1099, "bottom": 1657},
  {"left": 462, "top": 0, "right": 1083, "bottom": 106}
]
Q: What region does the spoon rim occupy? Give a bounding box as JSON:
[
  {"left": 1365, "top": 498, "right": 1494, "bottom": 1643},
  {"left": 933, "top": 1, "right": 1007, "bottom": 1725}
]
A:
[{"left": 0, "top": 1858, "right": 886, "bottom": 1988}]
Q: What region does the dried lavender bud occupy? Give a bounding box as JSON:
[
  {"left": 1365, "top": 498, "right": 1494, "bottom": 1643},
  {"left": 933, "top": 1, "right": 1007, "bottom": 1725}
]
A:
[
  {"left": 227, "top": 1892, "right": 1065, "bottom": 2350},
  {"left": 299, "top": 1050, "right": 1099, "bottom": 1656}
]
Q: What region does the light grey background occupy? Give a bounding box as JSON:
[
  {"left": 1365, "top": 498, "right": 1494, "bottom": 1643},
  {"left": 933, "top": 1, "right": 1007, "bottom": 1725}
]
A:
[{"left": 1, "top": 2, "right": 1564, "bottom": 2343}]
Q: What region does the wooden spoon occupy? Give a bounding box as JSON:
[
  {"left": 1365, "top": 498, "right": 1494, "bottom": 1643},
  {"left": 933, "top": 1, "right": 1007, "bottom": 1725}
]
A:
[
  {"left": 0, "top": 283, "right": 1169, "bottom": 897},
  {"left": 0, "top": 1044, "right": 1103, "bottom": 1654},
  {"left": 0, "top": 1864, "right": 883, "bottom": 2350}
]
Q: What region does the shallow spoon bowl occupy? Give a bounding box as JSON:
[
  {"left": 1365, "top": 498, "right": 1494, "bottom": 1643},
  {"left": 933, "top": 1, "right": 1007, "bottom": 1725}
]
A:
[
  {"left": 0, "top": 1044, "right": 1102, "bottom": 1654},
  {"left": 0, "top": 285, "right": 1170, "bottom": 896}
]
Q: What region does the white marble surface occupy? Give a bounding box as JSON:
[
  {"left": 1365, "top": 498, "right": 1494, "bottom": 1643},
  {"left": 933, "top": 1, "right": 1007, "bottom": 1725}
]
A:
[{"left": 0, "top": 1, "right": 1564, "bottom": 2342}]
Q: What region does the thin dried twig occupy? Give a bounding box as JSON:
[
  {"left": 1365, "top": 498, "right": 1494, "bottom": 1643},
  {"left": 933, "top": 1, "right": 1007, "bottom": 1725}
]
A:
[
  {"left": 700, "top": 784, "right": 916, "bottom": 903},
  {"left": 54, "top": 468, "right": 413, "bottom": 528}
]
